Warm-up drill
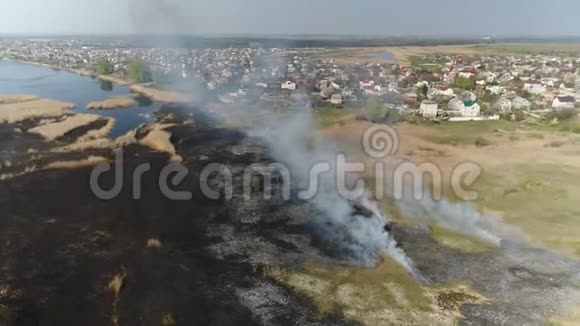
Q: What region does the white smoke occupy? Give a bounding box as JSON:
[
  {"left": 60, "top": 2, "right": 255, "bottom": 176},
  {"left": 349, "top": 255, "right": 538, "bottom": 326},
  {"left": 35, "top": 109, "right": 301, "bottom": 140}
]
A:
[
  {"left": 124, "top": 1, "right": 419, "bottom": 275},
  {"left": 263, "top": 111, "right": 418, "bottom": 274},
  {"left": 395, "top": 189, "right": 530, "bottom": 247}
]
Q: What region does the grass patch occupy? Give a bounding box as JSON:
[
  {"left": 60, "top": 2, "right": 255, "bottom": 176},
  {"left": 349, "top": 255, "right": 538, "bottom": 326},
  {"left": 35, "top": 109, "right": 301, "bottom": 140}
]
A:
[
  {"left": 409, "top": 56, "right": 443, "bottom": 72},
  {"left": 560, "top": 120, "right": 580, "bottom": 134},
  {"left": 266, "top": 259, "right": 487, "bottom": 324},
  {"left": 422, "top": 121, "right": 517, "bottom": 146},
  {"left": 472, "top": 164, "right": 580, "bottom": 257},
  {"left": 545, "top": 140, "right": 566, "bottom": 148},
  {"left": 509, "top": 134, "right": 521, "bottom": 141},
  {"left": 265, "top": 259, "right": 442, "bottom": 324},
  {"left": 0, "top": 305, "right": 16, "bottom": 324},
  {"left": 431, "top": 225, "right": 497, "bottom": 253},
  {"left": 314, "top": 107, "right": 347, "bottom": 128}
]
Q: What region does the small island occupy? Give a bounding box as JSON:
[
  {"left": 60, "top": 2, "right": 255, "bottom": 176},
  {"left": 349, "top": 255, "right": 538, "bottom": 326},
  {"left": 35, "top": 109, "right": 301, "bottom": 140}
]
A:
[
  {"left": 86, "top": 96, "right": 138, "bottom": 110},
  {"left": 0, "top": 95, "right": 75, "bottom": 123}
]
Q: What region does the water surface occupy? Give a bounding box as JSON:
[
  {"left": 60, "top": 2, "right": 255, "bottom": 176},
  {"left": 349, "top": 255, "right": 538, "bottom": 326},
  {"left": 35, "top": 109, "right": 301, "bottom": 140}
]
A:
[{"left": 0, "top": 60, "right": 158, "bottom": 138}]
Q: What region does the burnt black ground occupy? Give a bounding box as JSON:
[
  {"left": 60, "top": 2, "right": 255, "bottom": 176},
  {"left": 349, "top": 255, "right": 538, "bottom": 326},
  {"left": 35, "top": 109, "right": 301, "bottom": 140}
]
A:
[
  {"left": 3, "top": 105, "right": 580, "bottom": 325},
  {"left": 0, "top": 107, "right": 362, "bottom": 326}
]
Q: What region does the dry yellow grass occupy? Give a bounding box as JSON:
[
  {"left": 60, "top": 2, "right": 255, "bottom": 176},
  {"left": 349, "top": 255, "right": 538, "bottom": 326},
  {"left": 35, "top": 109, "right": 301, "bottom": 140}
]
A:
[
  {"left": 29, "top": 114, "right": 101, "bottom": 141},
  {"left": 130, "top": 85, "right": 193, "bottom": 103},
  {"left": 106, "top": 267, "right": 127, "bottom": 326},
  {"left": 77, "top": 117, "right": 116, "bottom": 142},
  {"left": 0, "top": 94, "right": 39, "bottom": 104},
  {"left": 317, "top": 43, "right": 580, "bottom": 66},
  {"left": 317, "top": 45, "right": 485, "bottom": 65},
  {"left": 43, "top": 156, "right": 108, "bottom": 170},
  {"left": 0, "top": 98, "right": 75, "bottom": 123},
  {"left": 324, "top": 119, "right": 580, "bottom": 257},
  {"left": 146, "top": 238, "right": 163, "bottom": 249},
  {"left": 87, "top": 96, "right": 137, "bottom": 110},
  {"left": 140, "top": 124, "right": 182, "bottom": 162},
  {"left": 266, "top": 259, "right": 485, "bottom": 325},
  {"left": 97, "top": 74, "right": 131, "bottom": 86}
]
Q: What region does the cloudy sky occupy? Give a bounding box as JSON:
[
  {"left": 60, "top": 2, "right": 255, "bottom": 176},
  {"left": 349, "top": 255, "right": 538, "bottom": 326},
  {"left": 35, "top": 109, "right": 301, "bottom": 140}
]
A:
[{"left": 0, "top": 0, "right": 578, "bottom": 36}]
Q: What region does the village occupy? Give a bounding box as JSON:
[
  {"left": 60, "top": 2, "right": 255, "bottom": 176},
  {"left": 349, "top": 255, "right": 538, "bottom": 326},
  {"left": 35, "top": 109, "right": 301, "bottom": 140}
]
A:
[{"left": 1, "top": 38, "right": 579, "bottom": 124}]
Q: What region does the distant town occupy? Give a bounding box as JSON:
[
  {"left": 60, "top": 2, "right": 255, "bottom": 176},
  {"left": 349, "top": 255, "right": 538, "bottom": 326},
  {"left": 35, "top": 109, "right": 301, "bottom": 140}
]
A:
[{"left": 1, "top": 38, "right": 579, "bottom": 124}]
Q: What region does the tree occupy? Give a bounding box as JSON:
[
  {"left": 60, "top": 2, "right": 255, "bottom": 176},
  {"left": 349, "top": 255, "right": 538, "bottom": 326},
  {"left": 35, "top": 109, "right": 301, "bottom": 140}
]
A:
[
  {"left": 420, "top": 84, "right": 429, "bottom": 97},
  {"left": 454, "top": 76, "right": 475, "bottom": 90},
  {"left": 128, "top": 60, "right": 153, "bottom": 83},
  {"left": 365, "top": 96, "right": 389, "bottom": 122},
  {"left": 95, "top": 58, "right": 114, "bottom": 75}
]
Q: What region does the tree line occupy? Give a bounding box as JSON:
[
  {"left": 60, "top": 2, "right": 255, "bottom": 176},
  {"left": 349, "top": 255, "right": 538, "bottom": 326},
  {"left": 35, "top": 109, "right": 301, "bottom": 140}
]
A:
[{"left": 95, "top": 58, "right": 153, "bottom": 84}]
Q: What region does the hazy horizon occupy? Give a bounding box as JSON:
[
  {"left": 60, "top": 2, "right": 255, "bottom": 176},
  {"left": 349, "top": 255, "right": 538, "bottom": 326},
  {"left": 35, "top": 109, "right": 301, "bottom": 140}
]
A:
[{"left": 1, "top": 0, "right": 580, "bottom": 37}]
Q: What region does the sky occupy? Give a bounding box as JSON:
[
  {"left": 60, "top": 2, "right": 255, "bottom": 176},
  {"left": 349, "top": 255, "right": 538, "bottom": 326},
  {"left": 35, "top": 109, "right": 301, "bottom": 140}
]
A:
[{"left": 0, "top": 0, "right": 579, "bottom": 37}]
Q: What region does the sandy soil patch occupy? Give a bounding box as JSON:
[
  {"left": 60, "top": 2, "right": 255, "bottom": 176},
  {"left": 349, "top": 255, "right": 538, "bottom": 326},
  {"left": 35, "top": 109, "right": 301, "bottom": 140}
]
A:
[
  {"left": 97, "top": 75, "right": 130, "bottom": 86},
  {"left": 0, "top": 94, "right": 39, "bottom": 104},
  {"left": 139, "top": 124, "right": 181, "bottom": 162},
  {"left": 77, "top": 118, "right": 115, "bottom": 142},
  {"left": 28, "top": 114, "right": 102, "bottom": 141},
  {"left": 53, "top": 138, "right": 114, "bottom": 153},
  {"left": 0, "top": 98, "right": 75, "bottom": 123},
  {"left": 130, "top": 85, "right": 193, "bottom": 103},
  {"left": 43, "top": 156, "right": 108, "bottom": 170},
  {"left": 87, "top": 96, "right": 137, "bottom": 110}
]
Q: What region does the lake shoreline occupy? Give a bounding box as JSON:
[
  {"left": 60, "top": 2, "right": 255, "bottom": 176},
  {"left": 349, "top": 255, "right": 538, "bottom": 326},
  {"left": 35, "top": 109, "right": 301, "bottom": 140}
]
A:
[
  {"left": 0, "top": 60, "right": 160, "bottom": 138},
  {"left": 2, "top": 58, "right": 193, "bottom": 104}
]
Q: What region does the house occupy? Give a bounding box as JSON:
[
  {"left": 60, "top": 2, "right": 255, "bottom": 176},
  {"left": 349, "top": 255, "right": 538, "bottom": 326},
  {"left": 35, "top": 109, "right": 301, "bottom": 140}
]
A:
[
  {"left": 493, "top": 97, "right": 512, "bottom": 113},
  {"left": 448, "top": 97, "right": 480, "bottom": 118},
  {"left": 458, "top": 68, "right": 477, "bottom": 79},
  {"left": 402, "top": 92, "right": 418, "bottom": 104},
  {"left": 524, "top": 82, "right": 546, "bottom": 95},
  {"left": 330, "top": 94, "right": 343, "bottom": 105},
  {"left": 552, "top": 96, "right": 576, "bottom": 110},
  {"left": 460, "top": 102, "right": 481, "bottom": 118},
  {"left": 281, "top": 80, "right": 297, "bottom": 90},
  {"left": 420, "top": 100, "right": 438, "bottom": 118},
  {"left": 458, "top": 72, "right": 474, "bottom": 79},
  {"left": 359, "top": 79, "right": 375, "bottom": 88}
]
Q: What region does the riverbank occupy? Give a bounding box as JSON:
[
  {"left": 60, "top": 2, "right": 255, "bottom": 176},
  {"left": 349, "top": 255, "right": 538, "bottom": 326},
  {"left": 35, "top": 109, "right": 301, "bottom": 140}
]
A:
[
  {"left": 3, "top": 59, "right": 193, "bottom": 104},
  {"left": 0, "top": 95, "right": 75, "bottom": 123}
]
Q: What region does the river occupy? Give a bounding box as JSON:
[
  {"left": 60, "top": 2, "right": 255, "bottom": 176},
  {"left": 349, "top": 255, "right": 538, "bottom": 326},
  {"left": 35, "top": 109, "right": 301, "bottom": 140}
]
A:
[{"left": 0, "top": 60, "right": 159, "bottom": 138}]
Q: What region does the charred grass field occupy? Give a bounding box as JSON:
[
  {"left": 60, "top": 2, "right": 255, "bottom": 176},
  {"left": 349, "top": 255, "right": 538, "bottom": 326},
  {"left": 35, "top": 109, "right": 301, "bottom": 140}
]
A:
[{"left": 1, "top": 91, "right": 580, "bottom": 325}]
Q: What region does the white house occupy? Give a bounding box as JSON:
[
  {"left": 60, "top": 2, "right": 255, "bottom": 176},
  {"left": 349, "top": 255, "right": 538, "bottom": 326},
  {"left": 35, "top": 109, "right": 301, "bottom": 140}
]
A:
[
  {"left": 420, "top": 100, "right": 439, "bottom": 118},
  {"left": 448, "top": 98, "right": 480, "bottom": 118},
  {"left": 524, "top": 82, "right": 546, "bottom": 95},
  {"left": 281, "top": 80, "right": 297, "bottom": 90},
  {"left": 330, "top": 94, "right": 343, "bottom": 105},
  {"left": 460, "top": 102, "right": 481, "bottom": 118},
  {"left": 552, "top": 96, "right": 576, "bottom": 110}
]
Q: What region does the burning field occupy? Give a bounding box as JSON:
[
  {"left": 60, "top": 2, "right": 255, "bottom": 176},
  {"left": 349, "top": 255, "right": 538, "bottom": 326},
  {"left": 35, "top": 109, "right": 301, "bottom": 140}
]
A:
[{"left": 1, "top": 101, "right": 580, "bottom": 325}]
